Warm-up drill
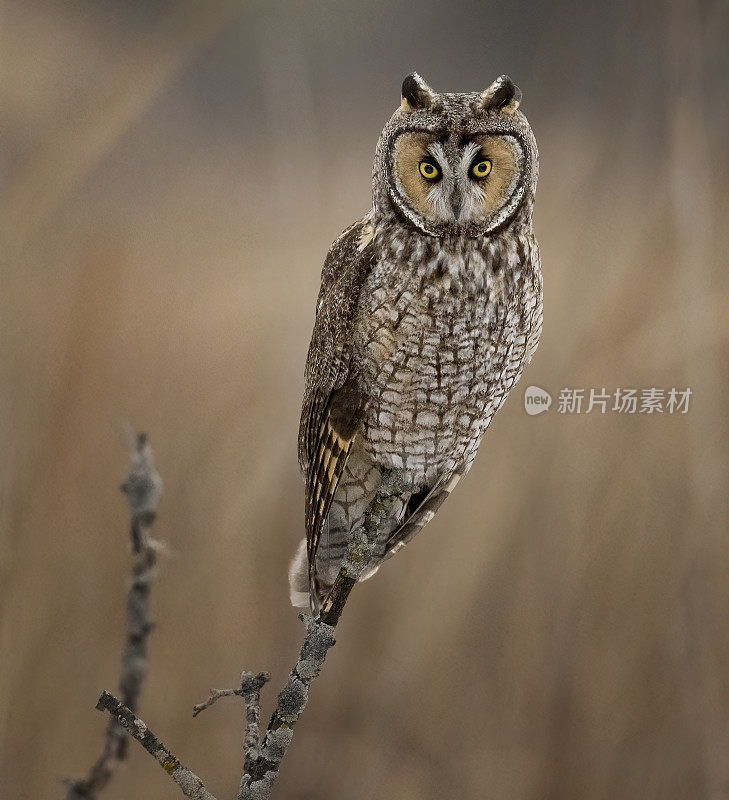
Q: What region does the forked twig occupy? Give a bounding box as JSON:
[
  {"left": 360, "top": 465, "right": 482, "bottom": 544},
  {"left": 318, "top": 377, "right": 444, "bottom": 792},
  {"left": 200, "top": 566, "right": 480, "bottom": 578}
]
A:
[{"left": 94, "top": 472, "right": 404, "bottom": 799}]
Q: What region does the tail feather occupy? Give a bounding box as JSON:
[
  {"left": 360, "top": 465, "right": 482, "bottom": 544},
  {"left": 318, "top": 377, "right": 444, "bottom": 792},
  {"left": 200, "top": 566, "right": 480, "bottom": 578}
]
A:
[
  {"left": 288, "top": 537, "right": 333, "bottom": 612},
  {"left": 288, "top": 538, "right": 310, "bottom": 609}
]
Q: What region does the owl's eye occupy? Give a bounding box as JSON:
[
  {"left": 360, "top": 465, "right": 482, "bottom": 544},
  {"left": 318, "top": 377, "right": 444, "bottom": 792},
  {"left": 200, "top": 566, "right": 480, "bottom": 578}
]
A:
[
  {"left": 418, "top": 160, "right": 441, "bottom": 181},
  {"left": 471, "top": 158, "right": 492, "bottom": 179}
]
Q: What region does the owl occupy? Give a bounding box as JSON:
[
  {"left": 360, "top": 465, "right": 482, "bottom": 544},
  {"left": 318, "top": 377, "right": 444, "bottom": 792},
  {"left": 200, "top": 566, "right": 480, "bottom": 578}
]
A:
[{"left": 289, "top": 73, "right": 542, "bottom": 612}]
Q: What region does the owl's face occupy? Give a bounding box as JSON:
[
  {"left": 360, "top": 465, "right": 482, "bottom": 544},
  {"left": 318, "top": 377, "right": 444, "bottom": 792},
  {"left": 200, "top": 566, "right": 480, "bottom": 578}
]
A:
[
  {"left": 375, "top": 74, "right": 538, "bottom": 239},
  {"left": 393, "top": 130, "right": 519, "bottom": 228}
]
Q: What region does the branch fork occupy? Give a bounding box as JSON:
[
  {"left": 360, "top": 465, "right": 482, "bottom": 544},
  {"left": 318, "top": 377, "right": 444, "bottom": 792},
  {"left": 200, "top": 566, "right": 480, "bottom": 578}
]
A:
[{"left": 74, "top": 440, "right": 405, "bottom": 799}]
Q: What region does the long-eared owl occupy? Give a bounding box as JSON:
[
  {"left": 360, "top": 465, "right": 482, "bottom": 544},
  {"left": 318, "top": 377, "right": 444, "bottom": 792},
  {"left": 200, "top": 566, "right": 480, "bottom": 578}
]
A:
[{"left": 290, "top": 73, "right": 542, "bottom": 612}]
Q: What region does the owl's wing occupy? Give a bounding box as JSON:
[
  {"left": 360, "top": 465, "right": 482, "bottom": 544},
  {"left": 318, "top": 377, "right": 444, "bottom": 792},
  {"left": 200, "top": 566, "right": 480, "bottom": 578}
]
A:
[
  {"left": 299, "top": 215, "right": 376, "bottom": 604},
  {"left": 381, "top": 463, "right": 468, "bottom": 563}
]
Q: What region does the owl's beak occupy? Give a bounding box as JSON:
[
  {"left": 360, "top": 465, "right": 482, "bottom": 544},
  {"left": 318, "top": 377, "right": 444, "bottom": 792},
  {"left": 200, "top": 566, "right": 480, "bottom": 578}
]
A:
[{"left": 450, "top": 192, "right": 462, "bottom": 222}]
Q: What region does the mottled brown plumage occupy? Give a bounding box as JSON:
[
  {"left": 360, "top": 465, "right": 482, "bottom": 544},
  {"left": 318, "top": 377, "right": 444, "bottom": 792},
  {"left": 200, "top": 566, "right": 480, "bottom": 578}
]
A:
[{"left": 290, "top": 73, "right": 543, "bottom": 612}]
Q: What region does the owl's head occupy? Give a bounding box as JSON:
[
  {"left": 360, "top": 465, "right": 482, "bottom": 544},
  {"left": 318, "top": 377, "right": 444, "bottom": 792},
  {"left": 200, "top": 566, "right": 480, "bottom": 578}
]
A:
[{"left": 373, "top": 73, "right": 538, "bottom": 238}]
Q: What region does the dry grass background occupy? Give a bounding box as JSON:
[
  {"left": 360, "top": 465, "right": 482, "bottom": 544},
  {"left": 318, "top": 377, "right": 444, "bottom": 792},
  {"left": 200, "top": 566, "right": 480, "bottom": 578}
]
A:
[{"left": 1, "top": 1, "right": 728, "bottom": 798}]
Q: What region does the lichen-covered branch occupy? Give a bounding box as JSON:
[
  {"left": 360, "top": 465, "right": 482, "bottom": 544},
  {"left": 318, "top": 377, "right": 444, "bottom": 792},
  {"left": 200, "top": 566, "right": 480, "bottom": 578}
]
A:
[
  {"left": 237, "top": 616, "right": 336, "bottom": 799},
  {"left": 190, "top": 670, "right": 271, "bottom": 791},
  {"left": 95, "top": 691, "right": 217, "bottom": 800},
  {"left": 75, "top": 447, "right": 401, "bottom": 800},
  {"left": 65, "top": 432, "right": 163, "bottom": 799},
  {"left": 238, "top": 471, "right": 404, "bottom": 799},
  {"left": 239, "top": 672, "right": 270, "bottom": 781}
]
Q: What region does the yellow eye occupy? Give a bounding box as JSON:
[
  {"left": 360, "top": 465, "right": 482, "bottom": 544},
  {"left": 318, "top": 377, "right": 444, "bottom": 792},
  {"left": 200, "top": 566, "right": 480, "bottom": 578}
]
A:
[
  {"left": 471, "top": 159, "right": 492, "bottom": 179},
  {"left": 419, "top": 160, "right": 440, "bottom": 181}
]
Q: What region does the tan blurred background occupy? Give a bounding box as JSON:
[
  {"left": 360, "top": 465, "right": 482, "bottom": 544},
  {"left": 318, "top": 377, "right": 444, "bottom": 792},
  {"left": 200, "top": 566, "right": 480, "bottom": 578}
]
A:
[{"left": 1, "top": 1, "right": 728, "bottom": 798}]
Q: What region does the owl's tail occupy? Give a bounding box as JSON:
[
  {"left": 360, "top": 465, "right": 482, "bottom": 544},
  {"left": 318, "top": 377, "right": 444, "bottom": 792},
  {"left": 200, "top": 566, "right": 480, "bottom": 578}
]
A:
[
  {"left": 288, "top": 536, "right": 383, "bottom": 614},
  {"left": 288, "top": 538, "right": 333, "bottom": 613},
  {"left": 288, "top": 538, "right": 310, "bottom": 609}
]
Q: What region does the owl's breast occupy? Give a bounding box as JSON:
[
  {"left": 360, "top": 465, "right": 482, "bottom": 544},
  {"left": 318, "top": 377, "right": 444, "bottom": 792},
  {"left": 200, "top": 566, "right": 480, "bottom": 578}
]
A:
[{"left": 352, "top": 249, "right": 536, "bottom": 487}]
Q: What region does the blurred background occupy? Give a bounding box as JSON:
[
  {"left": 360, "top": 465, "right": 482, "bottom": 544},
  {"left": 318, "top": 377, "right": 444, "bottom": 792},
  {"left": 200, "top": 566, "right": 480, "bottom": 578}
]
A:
[{"left": 1, "top": 1, "right": 728, "bottom": 798}]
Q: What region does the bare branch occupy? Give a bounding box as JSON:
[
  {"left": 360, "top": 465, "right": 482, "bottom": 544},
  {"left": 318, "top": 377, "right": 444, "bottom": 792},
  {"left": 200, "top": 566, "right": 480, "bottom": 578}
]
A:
[
  {"left": 192, "top": 688, "right": 239, "bottom": 717},
  {"left": 65, "top": 432, "right": 163, "bottom": 799},
  {"left": 192, "top": 672, "right": 270, "bottom": 717},
  {"left": 95, "top": 691, "right": 218, "bottom": 800}
]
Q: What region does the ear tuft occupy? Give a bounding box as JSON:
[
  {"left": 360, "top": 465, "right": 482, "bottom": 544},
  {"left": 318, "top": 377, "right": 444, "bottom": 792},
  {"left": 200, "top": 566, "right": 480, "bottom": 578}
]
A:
[
  {"left": 477, "top": 75, "right": 522, "bottom": 114},
  {"left": 401, "top": 72, "right": 436, "bottom": 112}
]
